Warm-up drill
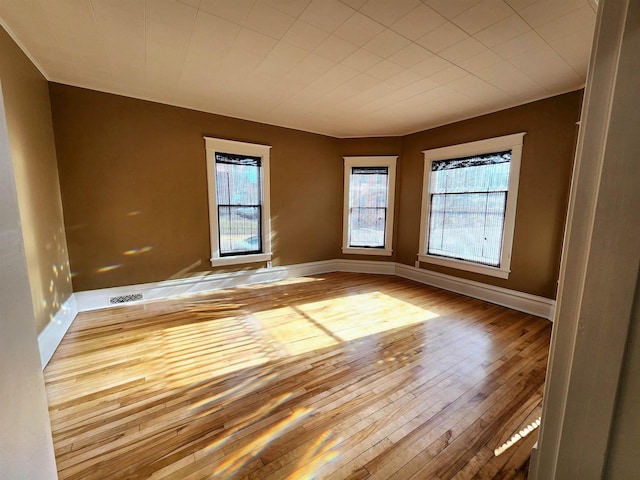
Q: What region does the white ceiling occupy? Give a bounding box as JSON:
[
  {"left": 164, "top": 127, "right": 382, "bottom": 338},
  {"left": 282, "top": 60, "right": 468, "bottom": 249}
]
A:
[{"left": 0, "top": 0, "right": 596, "bottom": 137}]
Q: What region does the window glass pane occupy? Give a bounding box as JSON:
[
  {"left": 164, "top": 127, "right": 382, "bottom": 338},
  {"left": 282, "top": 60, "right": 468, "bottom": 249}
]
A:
[
  {"left": 349, "top": 166, "right": 388, "bottom": 248},
  {"left": 428, "top": 151, "right": 511, "bottom": 267},
  {"left": 215, "top": 152, "right": 261, "bottom": 167},
  {"left": 349, "top": 167, "right": 388, "bottom": 207},
  {"left": 215, "top": 153, "right": 261, "bottom": 206},
  {"left": 350, "top": 207, "right": 386, "bottom": 247},
  {"left": 428, "top": 191, "right": 506, "bottom": 266},
  {"left": 215, "top": 151, "right": 262, "bottom": 256},
  {"left": 218, "top": 206, "right": 261, "bottom": 255},
  {"left": 431, "top": 152, "right": 511, "bottom": 194}
]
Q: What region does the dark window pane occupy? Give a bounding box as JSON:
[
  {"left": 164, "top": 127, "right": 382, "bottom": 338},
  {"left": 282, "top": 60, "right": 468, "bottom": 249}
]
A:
[{"left": 218, "top": 206, "right": 261, "bottom": 256}]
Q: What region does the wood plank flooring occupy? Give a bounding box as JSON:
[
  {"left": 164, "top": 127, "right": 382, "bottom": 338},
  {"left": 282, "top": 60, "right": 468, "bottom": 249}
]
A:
[{"left": 44, "top": 272, "right": 552, "bottom": 479}]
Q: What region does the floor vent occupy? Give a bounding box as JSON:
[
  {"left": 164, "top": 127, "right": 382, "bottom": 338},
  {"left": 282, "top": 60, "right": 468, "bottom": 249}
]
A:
[{"left": 109, "top": 293, "right": 143, "bottom": 305}]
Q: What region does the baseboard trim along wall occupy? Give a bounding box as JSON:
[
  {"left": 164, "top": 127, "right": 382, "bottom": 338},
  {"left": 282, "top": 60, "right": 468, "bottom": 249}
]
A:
[
  {"left": 74, "top": 259, "right": 338, "bottom": 311},
  {"left": 38, "top": 259, "right": 556, "bottom": 367},
  {"left": 37, "top": 295, "right": 78, "bottom": 369},
  {"left": 395, "top": 264, "right": 556, "bottom": 320}
]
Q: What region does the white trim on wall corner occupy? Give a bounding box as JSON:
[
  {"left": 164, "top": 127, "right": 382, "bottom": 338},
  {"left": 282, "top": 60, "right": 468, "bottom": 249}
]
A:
[
  {"left": 37, "top": 295, "right": 77, "bottom": 369},
  {"left": 38, "top": 259, "right": 555, "bottom": 369}
]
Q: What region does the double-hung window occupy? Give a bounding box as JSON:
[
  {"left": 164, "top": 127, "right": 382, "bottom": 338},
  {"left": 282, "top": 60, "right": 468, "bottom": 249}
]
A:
[
  {"left": 205, "top": 137, "right": 272, "bottom": 266},
  {"left": 342, "top": 156, "right": 397, "bottom": 256},
  {"left": 418, "top": 133, "right": 525, "bottom": 278}
]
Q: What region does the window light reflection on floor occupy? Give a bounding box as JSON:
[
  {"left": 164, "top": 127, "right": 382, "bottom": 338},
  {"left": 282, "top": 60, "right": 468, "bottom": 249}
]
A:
[
  {"left": 53, "top": 278, "right": 440, "bottom": 478},
  {"left": 174, "top": 289, "right": 437, "bottom": 477},
  {"left": 213, "top": 406, "right": 315, "bottom": 477},
  {"left": 253, "top": 291, "right": 439, "bottom": 355},
  {"left": 133, "top": 288, "right": 442, "bottom": 392},
  {"left": 190, "top": 372, "right": 279, "bottom": 412},
  {"left": 201, "top": 392, "right": 292, "bottom": 453}
]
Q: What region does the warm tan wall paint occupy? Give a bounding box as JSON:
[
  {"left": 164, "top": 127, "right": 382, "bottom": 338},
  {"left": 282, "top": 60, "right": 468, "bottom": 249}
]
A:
[
  {"left": 50, "top": 83, "right": 342, "bottom": 291},
  {"left": 397, "top": 91, "right": 582, "bottom": 298},
  {"left": 50, "top": 82, "right": 581, "bottom": 298},
  {"left": 0, "top": 78, "right": 58, "bottom": 479},
  {"left": 0, "top": 28, "right": 72, "bottom": 333}
]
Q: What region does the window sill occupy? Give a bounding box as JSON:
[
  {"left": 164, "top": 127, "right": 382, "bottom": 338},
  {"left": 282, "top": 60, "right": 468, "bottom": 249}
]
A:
[
  {"left": 343, "top": 247, "right": 392, "bottom": 256},
  {"left": 210, "top": 252, "right": 272, "bottom": 267},
  {"left": 418, "top": 254, "right": 510, "bottom": 279}
]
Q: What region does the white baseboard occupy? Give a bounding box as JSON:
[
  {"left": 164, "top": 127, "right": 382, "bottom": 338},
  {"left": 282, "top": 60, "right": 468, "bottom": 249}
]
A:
[
  {"left": 74, "top": 259, "right": 338, "bottom": 311},
  {"left": 39, "top": 259, "right": 555, "bottom": 368},
  {"left": 334, "top": 259, "right": 396, "bottom": 275},
  {"left": 395, "top": 263, "right": 555, "bottom": 320},
  {"left": 37, "top": 295, "right": 78, "bottom": 369}
]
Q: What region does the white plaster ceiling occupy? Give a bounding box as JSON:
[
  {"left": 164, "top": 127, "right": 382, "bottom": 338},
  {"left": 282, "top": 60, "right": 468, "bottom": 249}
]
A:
[{"left": 0, "top": 0, "right": 596, "bottom": 137}]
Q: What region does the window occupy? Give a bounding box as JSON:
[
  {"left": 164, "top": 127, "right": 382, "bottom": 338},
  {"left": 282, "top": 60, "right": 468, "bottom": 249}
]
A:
[
  {"left": 418, "top": 133, "right": 525, "bottom": 278},
  {"left": 343, "top": 156, "right": 397, "bottom": 256},
  {"left": 205, "top": 137, "right": 271, "bottom": 266}
]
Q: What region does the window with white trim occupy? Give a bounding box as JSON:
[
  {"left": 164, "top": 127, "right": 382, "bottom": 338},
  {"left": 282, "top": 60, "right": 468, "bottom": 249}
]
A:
[
  {"left": 418, "top": 133, "right": 525, "bottom": 278},
  {"left": 342, "top": 156, "right": 397, "bottom": 256},
  {"left": 205, "top": 137, "right": 272, "bottom": 267}
]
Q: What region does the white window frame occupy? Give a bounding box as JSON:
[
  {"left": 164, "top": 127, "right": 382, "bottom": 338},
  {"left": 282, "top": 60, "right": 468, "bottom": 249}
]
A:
[
  {"left": 342, "top": 156, "right": 397, "bottom": 256},
  {"left": 205, "top": 137, "right": 272, "bottom": 267},
  {"left": 418, "top": 133, "right": 526, "bottom": 279}
]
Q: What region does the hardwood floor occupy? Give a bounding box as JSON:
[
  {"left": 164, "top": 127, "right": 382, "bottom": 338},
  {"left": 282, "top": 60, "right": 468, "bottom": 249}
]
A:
[{"left": 44, "top": 272, "right": 552, "bottom": 479}]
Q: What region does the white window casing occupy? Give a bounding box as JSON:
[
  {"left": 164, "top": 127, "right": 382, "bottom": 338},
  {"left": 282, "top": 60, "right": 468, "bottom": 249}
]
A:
[
  {"left": 342, "top": 156, "right": 397, "bottom": 256},
  {"left": 418, "top": 133, "right": 526, "bottom": 279},
  {"left": 205, "top": 137, "right": 272, "bottom": 267}
]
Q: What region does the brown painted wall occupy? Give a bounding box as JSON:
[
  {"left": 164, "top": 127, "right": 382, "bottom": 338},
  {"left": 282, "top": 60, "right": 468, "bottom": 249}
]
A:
[
  {"left": 0, "top": 28, "right": 72, "bottom": 333},
  {"left": 397, "top": 91, "right": 583, "bottom": 298},
  {"left": 50, "top": 84, "right": 341, "bottom": 291},
  {"left": 51, "top": 82, "right": 581, "bottom": 299}
]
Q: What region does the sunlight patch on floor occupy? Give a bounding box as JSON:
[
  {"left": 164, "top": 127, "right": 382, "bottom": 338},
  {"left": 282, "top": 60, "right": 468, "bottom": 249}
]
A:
[
  {"left": 252, "top": 306, "right": 340, "bottom": 356},
  {"left": 252, "top": 291, "right": 439, "bottom": 356},
  {"left": 300, "top": 291, "right": 439, "bottom": 341}
]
